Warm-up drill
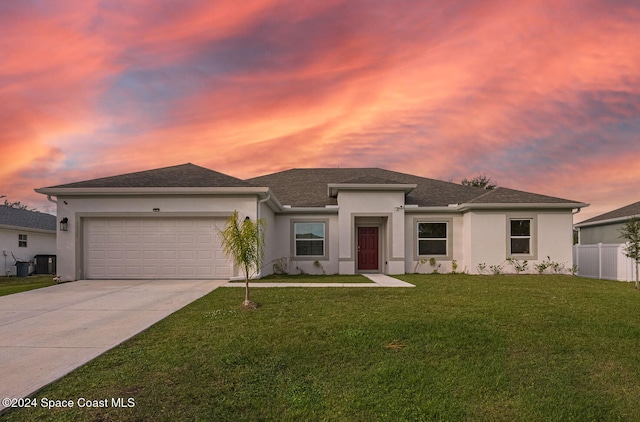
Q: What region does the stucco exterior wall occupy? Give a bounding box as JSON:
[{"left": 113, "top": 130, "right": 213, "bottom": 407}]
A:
[
  {"left": 404, "top": 213, "right": 465, "bottom": 274},
  {"left": 468, "top": 212, "right": 506, "bottom": 273},
  {"left": 55, "top": 195, "right": 258, "bottom": 281},
  {"left": 537, "top": 212, "right": 575, "bottom": 269},
  {"left": 469, "top": 210, "right": 575, "bottom": 274},
  {"left": 49, "top": 189, "right": 579, "bottom": 279},
  {"left": 271, "top": 213, "right": 339, "bottom": 275},
  {"left": 336, "top": 191, "right": 406, "bottom": 274},
  {"left": 259, "top": 202, "right": 276, "bottom": 277},
  {"left": 0, "top": 227, "right": 56, "bottom": 276}
]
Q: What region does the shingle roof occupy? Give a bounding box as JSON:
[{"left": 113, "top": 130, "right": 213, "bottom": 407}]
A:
[
  {"left": 248, "top": 168, "right": 469, "bottom": 207},
  {"left": 247, "top": 168, "right": 582, "bottom": 208},
  {"left": 578, "top": 200, "right": 640, "bottom": 225},
  {"left": 465, "top": 187, "right": 581, "bottom": 204},
  {"left": 39, "top": 164, "right": 585, "bottom": 209},
  {"left": 44, "top": 163, "right": 253, "bottom": 189},
  {"left": 339, "top": 176, "right": 405, "bottom": 184},
  {"left": 0, "top": 206, "right": 56, "bottom": 231}
]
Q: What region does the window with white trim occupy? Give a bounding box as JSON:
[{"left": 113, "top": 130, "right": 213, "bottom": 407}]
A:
[
  {"left": 510, "top": 219, "right": 531, "bottom": 254},
  {"left": 18, "top": 234, "right": 27, "bottom": 248},
  {"left": 417, "top": 222, "right": 448, "bottom": 255},
  {"left": 294, "top": 222, "right": 325, "bottom": 256}
]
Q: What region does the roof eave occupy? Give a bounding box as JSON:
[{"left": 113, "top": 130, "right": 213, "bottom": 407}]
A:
[
  {"left": 403, "top": 206, "right": 463, "bottom": 213},
  {"left": 260, "top": 190, "right": 286, "bottom": 212},
  {"left": 457, "top": 202, "right": 588, "bottom": 211},
  {"left": 575, "top": 214, "right": 640, "bottom": 228},
  {"left": 0, "top": 223, "right": 56, "bottom": 234},
  {"left": 35, "top": 187, "right": 271, "bottom": 196},
  {"left": 327, "top": 183, "right": 417, "bottom": 197},
  {"left": 280, "top": 206, "right": 340, "bottom": 214}
]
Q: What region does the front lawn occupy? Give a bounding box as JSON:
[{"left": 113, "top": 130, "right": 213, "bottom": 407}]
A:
[
  {"left": 0, "top": 275, "right": 56, "bottom": 297},
  {"left": 4, "top": 274, "right": 640, "bottom": 421}
]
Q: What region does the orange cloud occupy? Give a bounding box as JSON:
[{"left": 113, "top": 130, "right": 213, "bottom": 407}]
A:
[{"left": 1, "top": 0, "right": 638, "bottom": 217}]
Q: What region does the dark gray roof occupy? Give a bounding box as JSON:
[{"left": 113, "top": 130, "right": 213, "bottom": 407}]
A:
[
  {"left": 579, "top": 200, "right": 640, "bottom": 225},
  {"left": 339, "top": 176, "right": 405, "bottom": 184},
  {"left": 465, "top": 187, "right": 582, "bottom": 204},
  {"left": 44, "top": 163, "right": 253, "bottom": 189},
  {"left": 247, "top": 168, "right": 582, "bottom": 208},
  {"left": 0, "top": 206, "right": 56, "bottom": 231},
  {"left": 40, "top": 164, "right": 584, "bottom": 209}
]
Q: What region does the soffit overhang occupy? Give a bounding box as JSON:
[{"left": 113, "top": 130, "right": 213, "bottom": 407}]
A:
[
  {"left": 327, "top": 183, "right": 417, "bottom": 198},
  {"left": 35, "top": 186, "right": 271, "bottom": 196}
]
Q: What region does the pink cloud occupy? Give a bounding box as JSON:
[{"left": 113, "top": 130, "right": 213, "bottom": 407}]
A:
[{"left": 1, "top": 0, "right": 639, "bottom": 218}]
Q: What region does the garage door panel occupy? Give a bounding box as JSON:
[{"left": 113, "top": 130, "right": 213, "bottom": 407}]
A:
[
  {"left": 161, "top": 265, "right": 178, "bottom": 274},
  {"left": 106, "top": 266, "right": 123, "bottom": 277},
  {"left": 198, "top": 234, "right": 213, "bottom": 243},
  {"left": 107, "top": 220, "right": 125, "bottom": 229},
  {"left": 107, "top": 250, "right": 123, "bottom": 259},
  {"left": 143, "top": 250, "right": 159, "bottom": 259},
  {"left": 143, "top": 234, "right": 159, "bottom": 244},
  {"left": 108, "top": 234, "right": 123, "bottom": 244},
  {"left": 85, "top": 217, "right": 231, "bottom": 279},
  {"left": 160, "top": 234, "right": 175, "bottom": 243},
  {"left": 142, "top": 266, "right": 159, "bottom": 277}
]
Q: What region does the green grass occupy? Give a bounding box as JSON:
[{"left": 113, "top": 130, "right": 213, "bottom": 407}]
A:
[
  {"left": 229, "top": 274, "right": 374, "bottom": 283},
  {"left": 0, "top": 275, "right": 56, "bottom": 296},
  {"left": 4, "top": 274, "right": 640, "bottom": 421}
]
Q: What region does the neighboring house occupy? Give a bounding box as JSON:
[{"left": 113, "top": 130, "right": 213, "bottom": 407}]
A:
[
  {"left": 574, "top": 200, "right": 640, "bottom": 244},
  {"left": 0, "top": 205, "right": 56, "bottom": 276},
  {"left": 35, "top": 164, "right": 587, "bottom": 281},
  {"left": 573, "top": 201, "right": 640, "bottom": 282}
]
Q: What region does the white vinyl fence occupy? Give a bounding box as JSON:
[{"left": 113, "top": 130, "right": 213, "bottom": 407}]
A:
[{"left": 573, "top": 243, "right": 637, "bottom": 281}]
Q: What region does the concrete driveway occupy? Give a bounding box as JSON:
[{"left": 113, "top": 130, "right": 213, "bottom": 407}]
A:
[{"left": 0, "top": 279, "right": 225, "bottom": 409}]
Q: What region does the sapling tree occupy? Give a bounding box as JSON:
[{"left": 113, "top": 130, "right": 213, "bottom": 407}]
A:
[
  {"left": 619, "top": 217, "right": 640, "bottom": 290},
  {"left": 220, "top": 211, "right": 266, "bottom": 307}
]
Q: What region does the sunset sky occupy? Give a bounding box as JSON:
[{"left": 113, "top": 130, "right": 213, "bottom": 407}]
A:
[{"left": 2, "top": 0, "right": 639, "bottom": 222}]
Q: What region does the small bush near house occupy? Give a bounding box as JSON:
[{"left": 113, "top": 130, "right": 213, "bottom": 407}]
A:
[
  {"left": 506, "top": 258, "right": 528, "bottom": 274},
  {"left": 489, "top": 264, "right": 503, "bottom": 275}
]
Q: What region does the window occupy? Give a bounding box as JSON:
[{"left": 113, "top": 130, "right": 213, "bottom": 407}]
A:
[
  {"left": 294, "top": 222, "right": 325, "bottom": 256},
  {"left": 417, "top": 222, "right": 448, "bottom": 255},
  {"left": 510, "top": 219, "right": 531, "bottom": 254},
  {"left": 18, "top": 234, "right": 27, "bottom": 248}
]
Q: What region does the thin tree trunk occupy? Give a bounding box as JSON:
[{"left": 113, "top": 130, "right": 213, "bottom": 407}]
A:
[
  {"left": 636, "top": 261, "right": 639, "bottom": 291},
  {"left": 244, "top": 264, "right": 251, "bottom": 303}
]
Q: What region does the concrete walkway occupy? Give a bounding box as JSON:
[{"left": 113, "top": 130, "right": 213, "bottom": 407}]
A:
[
  {"left": 362, "top": 273, "right": 415, "bottom": 287},
  {"left": 0, "top": 279, "right": 225, "bottom": 409},
  {"left": 223, "top": 273, "right": 415, "bottom": 288}
]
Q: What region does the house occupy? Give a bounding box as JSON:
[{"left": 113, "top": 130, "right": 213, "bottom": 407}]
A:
[
  {"left": 574, "top": 200, "right": 640, "bottom": 244},
  {"left": 572, "top": 201, "right": 639, "bottom": 282},
  {"left": 0, "top": 205, "right": 57, "bottom": 276},
  {"left": 35, "top": 164, "right": 587, "bottom": 281}
]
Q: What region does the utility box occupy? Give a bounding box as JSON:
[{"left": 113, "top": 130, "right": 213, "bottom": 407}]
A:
[{"left": 34, "top": 255, "right": 57, "bottom": 275}]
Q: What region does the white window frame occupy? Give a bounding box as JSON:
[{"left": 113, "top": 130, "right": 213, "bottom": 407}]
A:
[
  {"left": 414, "top": 218, "right": 453, "bottom": 259},
  {"left": 18, "top": 234, "right": 27, "bottom": 248},
  {"left": 291, "top": 220, "right": 329, "bottom": 260},
  {"left": 507, "top": 216, "right": 537, "bottom": 259}
]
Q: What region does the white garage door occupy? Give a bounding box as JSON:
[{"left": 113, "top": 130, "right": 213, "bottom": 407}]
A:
[{"left": 84, "top": 217, "right": 232, "bottom": 279}]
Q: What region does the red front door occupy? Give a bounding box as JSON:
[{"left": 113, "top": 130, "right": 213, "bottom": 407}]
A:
[{"left": 358, "top": 227, "right": 379, "bottom": 271}]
